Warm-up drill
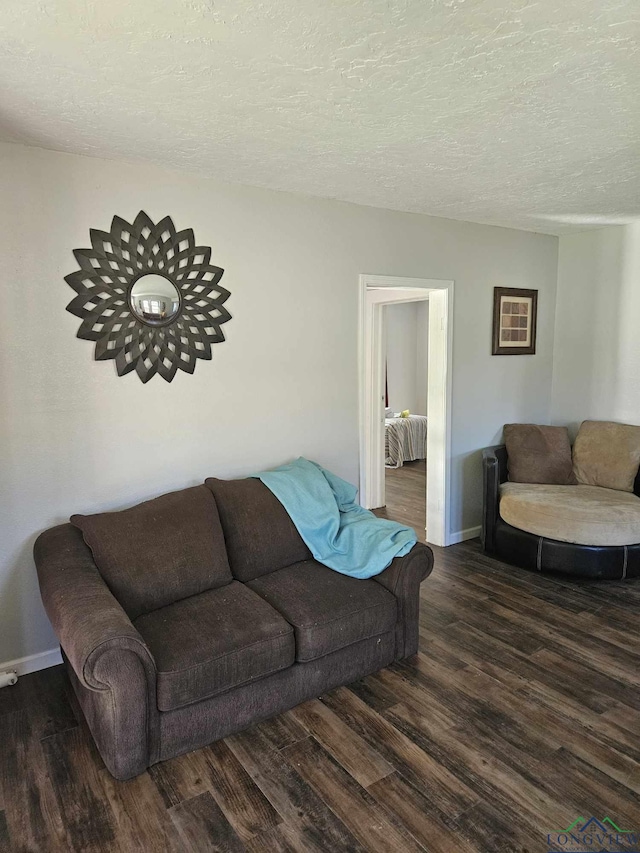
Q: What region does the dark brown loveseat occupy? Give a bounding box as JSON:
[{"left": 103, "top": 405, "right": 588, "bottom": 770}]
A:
[{"left": 35, "top": 475, "right": 433, "bottom": 780}]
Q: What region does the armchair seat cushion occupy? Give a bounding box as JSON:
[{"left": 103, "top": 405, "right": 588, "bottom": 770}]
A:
[
  {"left": 499, "top": 482, "right": 640, "bottom": 547},
  {"left": 134, "top": 582, "right": 294, "bottom": 711},
  {"left": 247, "top": 560, "right": 397, "bottom": 662}
]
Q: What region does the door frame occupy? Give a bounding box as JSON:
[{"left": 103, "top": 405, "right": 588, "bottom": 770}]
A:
[{"left": 358, "top": 274, "right": 454, "bottom": 547}]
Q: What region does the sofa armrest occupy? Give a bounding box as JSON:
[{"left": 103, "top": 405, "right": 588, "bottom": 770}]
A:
[
  {"left": 34, "top": 523, "right": 156, "bottom": 691},
  {"left": 482, "top": 445, "right": 508, "bottom": 553},
  {"left": 34, "top": 523, "right": 158, "bottom": 779},
  {"left": 374, "top": 542, "right": 433, "bottom": 659}
]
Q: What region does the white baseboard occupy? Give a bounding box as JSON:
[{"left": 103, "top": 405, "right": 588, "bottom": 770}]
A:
[
  {"left": 0, "top": 647, "right": 62, "bottom": 678},
  {"left": 448, "top": 525, "right": 481, "bottom": 545}
]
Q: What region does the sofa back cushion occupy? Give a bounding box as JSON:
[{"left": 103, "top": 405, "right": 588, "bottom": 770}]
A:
[
  {"left": 205, "top": 477, "right": 311, "bottom": 582},
  {"left": 504, "top": 423, "right": 576, "bottom": 485},
  {"left": 71, "top": 485, "right": 232, "bottom": 619},
  {"left": 573, "top": 420, "right": 640, "bottom": 493}
]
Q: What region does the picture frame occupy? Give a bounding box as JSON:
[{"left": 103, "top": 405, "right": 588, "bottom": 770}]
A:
[{"left": 492, "top": 287, "right": 538, "bottom": 355}]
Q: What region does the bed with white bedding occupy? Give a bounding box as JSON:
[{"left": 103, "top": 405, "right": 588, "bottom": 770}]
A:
[{"left": 385, "top": 415, "right": 428, "bottom": 468}]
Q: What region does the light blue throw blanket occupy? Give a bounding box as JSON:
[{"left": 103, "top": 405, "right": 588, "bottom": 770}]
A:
[{"left": 256, "top": 457, "right": 417, "bottom": 578}]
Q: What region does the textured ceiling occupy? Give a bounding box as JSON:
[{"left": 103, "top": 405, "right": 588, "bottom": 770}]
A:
[{"left": 1, "top": 0, "right": 638, "bottom": 234}]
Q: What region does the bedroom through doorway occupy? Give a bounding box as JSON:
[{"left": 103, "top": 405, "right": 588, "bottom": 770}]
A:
[
  {"left": 358, "top": 275, "right": 453, "bottom": 547},
  {"left": 376, "top": 301, "right": 430, "bottom": 540}
]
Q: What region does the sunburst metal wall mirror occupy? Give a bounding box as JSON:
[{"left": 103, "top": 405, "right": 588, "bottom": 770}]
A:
[{"left": 65, "top": 211, "right": 231, "bottom": 383}]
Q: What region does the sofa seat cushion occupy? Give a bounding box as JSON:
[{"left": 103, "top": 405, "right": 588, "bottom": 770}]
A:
[
  {"left": 499, "top": 483, "right": 640, "bottom": 547},
  {"left": 247, "top": 560, "right": 397, "bottom": 662},
  {"left": 133, "top": 582, "right": 295, "bottom": 711}
]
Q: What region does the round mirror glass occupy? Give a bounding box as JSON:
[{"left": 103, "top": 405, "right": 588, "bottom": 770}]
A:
[{"left": 129, "top": 274, "right": 181, "bottom": 326}]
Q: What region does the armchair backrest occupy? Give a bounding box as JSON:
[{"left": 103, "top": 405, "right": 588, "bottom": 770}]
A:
[{"left": 491, "top": 439, "right": 640, "bottom": 496}]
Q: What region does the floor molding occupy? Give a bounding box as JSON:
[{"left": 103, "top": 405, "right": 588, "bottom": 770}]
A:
[
  {"left": 448, "top": 525, "right": 481, "bottom": 545},
  {"left": 0, "top": 647, "right": 62, "bottom": 678}
]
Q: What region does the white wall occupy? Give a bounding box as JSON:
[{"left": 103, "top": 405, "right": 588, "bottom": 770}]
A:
[
  {"left": 0, "top": 142, "right": 558, "bottom": 668},
  {"left": 551, "top": 224, "right": 640, "bottom": 434},
  {"left": 385, "top": 301, "right": 429, "bottom": 416},
  {"left": 385, "top": 303, "right": 418, "bottom": 413},
  {"left": 415, "top": 301, "right": 430, "bottom": 416}
]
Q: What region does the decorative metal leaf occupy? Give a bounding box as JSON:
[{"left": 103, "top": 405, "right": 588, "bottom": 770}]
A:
[{"left": 65, "top": 211, "right": 231, "bottom": 383}]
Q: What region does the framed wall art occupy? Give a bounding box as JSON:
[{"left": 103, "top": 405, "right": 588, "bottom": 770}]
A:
[{"left": 492, "top": 287, "right": 538, "bottom": 355}]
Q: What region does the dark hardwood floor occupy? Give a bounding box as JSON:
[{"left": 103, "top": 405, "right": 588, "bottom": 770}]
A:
[
  {"left": 2, "top": 467, "right": 640, "bottom": 852},
  {"left": 373, "top": 459, "right": 427, "bottom": 541}
]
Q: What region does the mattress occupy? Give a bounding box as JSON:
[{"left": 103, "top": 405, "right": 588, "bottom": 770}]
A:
[{"left": 385, "top": 415, "right": 428, "bottom": 468}]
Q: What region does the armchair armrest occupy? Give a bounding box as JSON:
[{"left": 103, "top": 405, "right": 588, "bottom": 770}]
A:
[
  {"left": 34, "top": 523, "right": 158, "bottom": 779},
  {"left": 374, "top": 542, "right": 433, "bottom": 659},
  {"left": 482, "top": 445, "right": 508, "bottom": 553}
]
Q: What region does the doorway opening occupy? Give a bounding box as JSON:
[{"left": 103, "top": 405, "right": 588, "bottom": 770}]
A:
[
  {"left": 358, "top": 275, "right": 453, "bottom": 547},
  {"left": 380, "top": 299, "right": 430, "bottom": 541}
]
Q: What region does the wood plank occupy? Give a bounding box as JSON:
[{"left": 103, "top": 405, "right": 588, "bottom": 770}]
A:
[
  {"left": 386, "top": 702, "right": 573, "bottom": 835},
  {"left": 600, "top": 701, "right": 640, "bottom": 733},
  {"left": 514, "top": 667, "right": 640, "bottom": 760},
  {"left": 0, "top": 666, "right": 78, "bottom": 740},
  {"left": 282, "top": 736, "right": 425, "bottom": 853},
  {"left": 250, "top": 711, "right": 308, "bottom": 751},
  {"left": 423, "top": 593, "right": 548, "bottom": 655},
  {"left": 149, "top": 752, "right": 211, "bottom": 809},
  {"left": 468, "top": 571, "right": 640, "bottom": 656},
  {"left": 0, "top": 810, "right": 10, "bottom": 852},
  {"left": 529, "top": 647, "right": 640, "bottom": 709},
  {"left": 289, "top": 699, "right": 393, "bottom": 787},
  {"left": 0, "top": 710, "right": 68, "bottom": 853},
  {"left": 478, "top": 593, "right": 640, "bottom": 680},
  {"left": 243, "top": 824, "right": 309, "bottom": 853},
  {"left": 367, "top": 771, "right": 481, "bottom": 853},
  {"left": 169, "top": 791, "right": 245, "bottom": 853},
  {"left": 550, "top": 748, "right": 640, "bottom": 829},
  {"left": 369, "top": 665, "right": 461, "bottom": 733},
  {"left": 390, "top": 695, "right": 640, "bottom": 841},
  {"left": 319, "top": 686, "right": 480, "bottom": 819},
  {"left": 438, "top": 621, "right": 619, "bottom": 715},
  {"left": 391, "top": 657, "right": 557, "bottom": 759},
  {"left": 373, "top": 460, "right": 427, "bottom": 541},
  {"left": 438, "top": 661, "right": 640, "bottom": 787},
  {"left": 150, "top": 740, "right": 280, "bottom": 843},
  {"left": 461, "top": 563, "right": 602, "bottom": 614},
  {"left": 202, "top": 740, "right": 281, "bottom": 841},
  {"left": 426, "top": 633, "right": 640, "bottom": 782},
  {"left": 347, "top": 674, "right": 400, "bottom": 712},
  {"left": 448, "top": 548, "right": 601, "bottom": 613},
  {"left": 40, "top": 726, "right": 117, "bottom": 853},
  {"left": 99, "top": 769, "right": 184, "bottom": 853},
  {"left": 226, "top": 726, "right": 366, "bottom": 852},
  {"left": 452, "top": 799, "right": 539, "bottom": 852}
]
